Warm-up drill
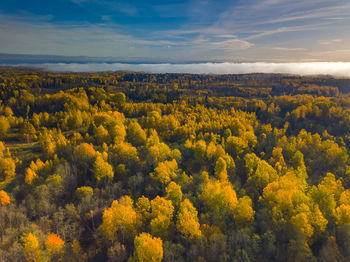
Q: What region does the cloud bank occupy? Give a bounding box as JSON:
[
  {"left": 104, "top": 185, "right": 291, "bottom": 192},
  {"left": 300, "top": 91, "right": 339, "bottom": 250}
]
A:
[{"left": 4, "top": 62, "right": 350, "bottom": 77}]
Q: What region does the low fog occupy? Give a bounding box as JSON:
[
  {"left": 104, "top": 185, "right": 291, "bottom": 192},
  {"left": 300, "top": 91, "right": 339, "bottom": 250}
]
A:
[{"left": 4, "top": 62, "right": 350, "bottom": 77}]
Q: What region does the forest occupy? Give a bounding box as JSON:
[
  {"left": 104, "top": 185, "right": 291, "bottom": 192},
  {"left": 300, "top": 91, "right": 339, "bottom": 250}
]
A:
[{"left": 1, "top": 67, "right": 350, "bottom": 261}]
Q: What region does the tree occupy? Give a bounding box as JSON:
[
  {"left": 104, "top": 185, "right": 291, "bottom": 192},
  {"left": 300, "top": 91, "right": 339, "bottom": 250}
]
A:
[
  {"left": 22, "top": 233, "right": 41, "bottom": 262},
  {"left": 226, "top": 136, "right": 248, "bottom": 156},
  {"left": 75, "top": 186, "right": 93, "bottom": 200},
  {"left": 176, "top": 199, "right": 201, "bottom": 239},
  {"left": 114, "top": 92, "right": 126, "bottom": 108},
  {"left": 109, "top": 122, "right": 126, "bottom": 144},
  {"left": 0, "top": 116, "right": 10, "bottom": 139},
  {"left": 0, "top": 157, "right": 16, "bottom": 188},
  {"left": 73, "top": 143, "right": 96, "bottom": 173},
  {"left": 245, "top": 153, "right": 278, "bottom": 195},
  {"left": 133, "top": 233, "right": 163, "bottom": 262},
  {"left": 45, "top": 233, "right": 64, "bottom": 257},
  {"left": 165, "top": 182, "right": 183, "bottom": 208},
  {"left": 0, "top": 190, "right": 10, "bottom": 205},
  {"left": 200, "top": 179, "right": 238, "bottom": 215},
  {"left": 99, "top": 196, "right": 139, "bottom": 241},
  {"left": 94, "top": 125, "right": 110, "bottom": 145},
  {"left": 93, "top": 155, "right": 114, "bottom": 183},
  {"left": 234, "top": 196, "right": 255, "bottom": 227},
  {"left": 151, "top": 159, "right": 178, "bottom": 185},
  {"left": 335, "top": 204, "right": 350, "bottom": 225},
  {"left": 150, "top": 196, "right": 174, "bottom": 238},
  {"left": 127, "top": 121, "right": 146, "bottom": 147},
  {"left": 22, "top": 120, "right": 37, "bottom": 142},
  {"left": 25, "top": 168, "right": 37, "bottom": 185},
  {"left": 214, "top": 157, "right": 228, "bottom": 181}
]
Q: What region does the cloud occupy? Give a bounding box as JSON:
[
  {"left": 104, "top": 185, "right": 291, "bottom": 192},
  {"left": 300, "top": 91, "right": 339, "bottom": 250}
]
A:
[
  {"left": 6, "top": 62, "right": 350, "bottom": 77},
  {"left": 244, "top": 23, "right": 330, "bottom": 40},
  {"left": 272, "top": 47, "right": 307, "bottom": 51},
  {"left": 211, "top": 39, "right": 254, "bottom": 50},
  {"left": 318, "top": 39, "right": 342, "bottom": 45}
]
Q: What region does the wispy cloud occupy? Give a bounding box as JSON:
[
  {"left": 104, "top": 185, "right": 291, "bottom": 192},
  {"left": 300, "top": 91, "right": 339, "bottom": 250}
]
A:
[
  {"left": 318, "top": 39, "right": 342, "bottom": 45},
  {"left": 211, "top": 39, "right": 254, "bottom": 50},
  {"left": 272, "top": 47, "right": 307, "bottom": 51}
]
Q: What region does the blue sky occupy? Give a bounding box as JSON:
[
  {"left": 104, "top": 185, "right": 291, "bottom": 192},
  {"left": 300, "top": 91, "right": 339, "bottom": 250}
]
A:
[{"left": 0, "top": 0, "right": 350, "bottom": 62}]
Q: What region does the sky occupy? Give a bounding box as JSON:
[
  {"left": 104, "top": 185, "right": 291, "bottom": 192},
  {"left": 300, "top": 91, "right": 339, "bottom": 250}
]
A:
[{"left": 0, "top": 0, "right": 350, "bottom": 62}]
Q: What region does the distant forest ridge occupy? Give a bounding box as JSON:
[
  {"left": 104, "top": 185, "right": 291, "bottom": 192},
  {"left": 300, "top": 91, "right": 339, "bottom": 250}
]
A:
[
  {"left": 2, "top": 54, "right": 350, "bottom": 77},
  {"left": 0, "top": 67, "right": 349, "bottom": 97}
]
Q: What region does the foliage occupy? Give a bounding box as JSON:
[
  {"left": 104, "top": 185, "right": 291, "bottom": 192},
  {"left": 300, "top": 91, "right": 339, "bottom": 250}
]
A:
[{"left": 2, "top": 69, "right": 350, "bottom": 261}]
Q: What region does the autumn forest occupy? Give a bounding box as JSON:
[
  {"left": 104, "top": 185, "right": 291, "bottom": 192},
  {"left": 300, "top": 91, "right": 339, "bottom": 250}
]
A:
[{"left": 1, "top": 68, "right": 350, "bottom": 261}]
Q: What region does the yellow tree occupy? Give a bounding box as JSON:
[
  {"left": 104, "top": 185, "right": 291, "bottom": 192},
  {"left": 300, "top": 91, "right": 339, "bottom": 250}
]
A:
[
  {"left": 127, "top": 121, "right": 147, "bottom": 147},
  {"left": 165, "top": 182, "right": 183, "bottom": 208},
  {"left": 133, "top": 233, "right": 163, "bottom": 262},
  {"left": 25, "top": 168, "right": 37, "bottom": 185},
  {"left": 99, "top": 196, "right": 139, "bottom": 241},
  {"left": 335, "top": 204, "right": 350, "bottom": 224},
  {"left": 45, "top": 233, "right": 64, "bottom": 257},
  {"left": 151, "top": 159, "right": 178, "bottom": 185},
  {"left": 0, "top": 157, "right": 16, "bottom": 188},
  {"left": 200, "top": 179, "right": 238, "bottom": 214},
  {"left": 75, "top": 186, "right": 94, "bottom": 200},
  {"left": 244, "top": 153, "right": 278, "bottom": 195},
  {"left": 73, "top": 143, "right": 96, "bottom": 171},
  {"left": 214, "top": 157, "right": 228, "bottom": 181},
  {"left": 176, "top": 199, "right": 202, "bottom": 239},
  {"left": 0, "top": 190, "right": 10, "bottom": 205},
  {"left": 93, "top": 155, "right": 114, "bottom": 183},
  {"left": 94, "top": 125, "right": 110, "bottom": 145},
  {"left": 23, "top": 233, "right": 41, "bottom": 262},
  {"left": 136, "top": 196, "right": 151, "bottom": 225},
  {"left": 233, "top": 196, "right": 255, "bottom": 227},
  {"left": 150, "top": 196, "right": 174, "bottom": 238}
]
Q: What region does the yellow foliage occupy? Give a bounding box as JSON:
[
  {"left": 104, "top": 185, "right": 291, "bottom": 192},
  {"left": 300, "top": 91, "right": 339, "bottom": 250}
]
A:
[
  {"left": 290, "top": 213, "right": 314, "bottom": 238},
  {"left": 201, "top": 179, "right": 238, "bottom": 213},
  {"left": 261, "top": 172, "right": 308, "bottom": 220},
  {"left": 136, "top": 196, "right": 151, "bottom": 217},
  {"left": 151, "top": 159, "right": 178, "bottom": 185},
  {"left": 165, "top": 182, "right": 183, "bottom": 207},
  {"left": 149, "top": 196, "right": 174, "bottom": 238},
  {"left": 0, "top": 141, "right": 5, "bottom": 158},
  {"left": 176, "top": 199, "right": 202, "bottom": 239},
  {"left": 0, "top": 157, "right": 16, "bottom": 187},
  {"left": 45, "top": 233, "right": 64, "bottom": 255},
  {"left": 23, "top": 233, "right": 41, "bottom": 262},
  {"left": 310, "top": 205, "right": 328, "bottom": 232},
  {"left": 150, "top": 196, "right": 174, "bottom": 219},
  {"left": 93, "top": 155, "right": 114, "bottom": 183},
  {"left": 100, "top": 196, "right": 139, "bottom": 241},
  {"left": 234, "top": 196, "right": 255, "bottom": 226},
  {"left": 339, "top": 189, "right": 350, "bottom": 205},
  {"left": 0, "top": 190, "right": 10, "bottom": 205},
  {"left": 319, "top": 173, "right": 344, "bottom": 201},
  {"left": 335, "top": 204, "right": 350, "bottom": 224},
  {"left": 134, "top": 233, "right": 163, "bottom": 262},
  {"left": 214, "top": 157, "right": 228, "bottom": 181},
  {"left": 94, "top": 125, "right": 110, "bottom": 145},
  {"left": 150, "top": 214, "right": 171, "bottom": 238},
  {"left": 73, "top": 143, "right": 96, "bottom": 168},
  {"left": 75, "top": 186, "right": 94, "bottom": 199},
  {"left": 25, "top": 168, "right": 37, "bottom": 185}
]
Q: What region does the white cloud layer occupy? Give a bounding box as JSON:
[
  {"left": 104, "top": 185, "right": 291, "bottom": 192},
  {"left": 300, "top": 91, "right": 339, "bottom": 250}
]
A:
[{"left": 4, "top": 62, "right": 350, "bottom": 77}]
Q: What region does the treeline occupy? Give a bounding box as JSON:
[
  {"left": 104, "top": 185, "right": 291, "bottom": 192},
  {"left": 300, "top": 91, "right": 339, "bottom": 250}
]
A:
[{"left": 0, "top": 69, "right": 350, "bottom": 261}]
